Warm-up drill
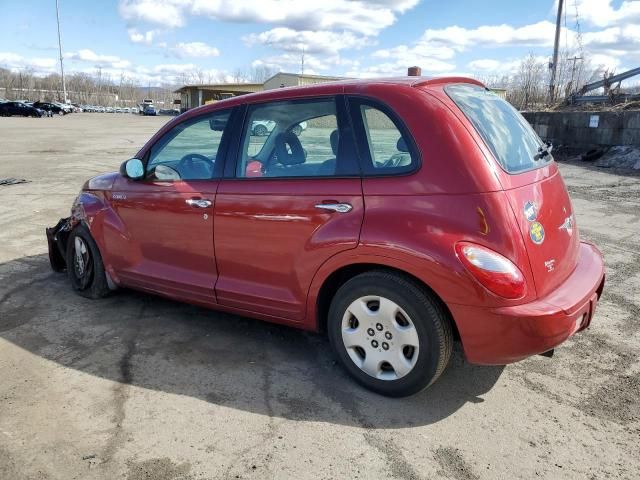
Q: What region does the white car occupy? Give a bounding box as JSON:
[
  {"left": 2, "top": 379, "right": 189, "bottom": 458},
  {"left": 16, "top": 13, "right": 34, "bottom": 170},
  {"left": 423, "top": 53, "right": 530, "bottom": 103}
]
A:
[{"left": 251, "top": 120, "right": 307, "bottom": 136}]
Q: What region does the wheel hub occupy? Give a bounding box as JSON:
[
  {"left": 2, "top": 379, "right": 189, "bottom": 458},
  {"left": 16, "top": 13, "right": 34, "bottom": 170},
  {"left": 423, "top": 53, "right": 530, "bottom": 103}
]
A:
[
  {"left": 341, "top": 295, "right": 420, "bottom": 381},
  {"left": 74, "top": 237, "right": 88, "bottom": 277}
]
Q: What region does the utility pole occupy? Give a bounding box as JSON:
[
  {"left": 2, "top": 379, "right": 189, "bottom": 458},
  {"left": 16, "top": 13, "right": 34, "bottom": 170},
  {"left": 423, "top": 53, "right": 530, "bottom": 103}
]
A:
[
  {"left": 567, "top": 55, "right": 583, "bottom": 95},
  {"left": 549, "top": 0, "right": 564, "bottom": 102},
  {"left": 55, "top": 0, "right": 67, "bottom": 103},
  {"left": 300, "top": 45, "right": 305, "bottom": 76}
]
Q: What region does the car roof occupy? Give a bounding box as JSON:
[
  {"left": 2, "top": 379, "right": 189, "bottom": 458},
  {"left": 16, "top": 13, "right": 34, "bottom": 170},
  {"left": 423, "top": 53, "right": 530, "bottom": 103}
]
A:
[{"left": 189, "top": 76, "right": 485, "bottom": 115}]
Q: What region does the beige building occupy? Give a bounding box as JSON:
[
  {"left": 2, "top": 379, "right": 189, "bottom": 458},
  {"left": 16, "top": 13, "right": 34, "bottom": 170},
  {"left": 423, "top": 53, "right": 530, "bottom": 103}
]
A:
[{"left": 175, "top": 72, "right": 346, "bottom": 111}]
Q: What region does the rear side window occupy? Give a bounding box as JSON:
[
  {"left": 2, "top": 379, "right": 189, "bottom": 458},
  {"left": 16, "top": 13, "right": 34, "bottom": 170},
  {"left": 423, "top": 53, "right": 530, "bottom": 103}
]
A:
[
  {"left": 446, "top": 84, "right": 549, "bottom": 173},
  {"left": 348, "top": 98, "right": 417, "bottom": 175}
]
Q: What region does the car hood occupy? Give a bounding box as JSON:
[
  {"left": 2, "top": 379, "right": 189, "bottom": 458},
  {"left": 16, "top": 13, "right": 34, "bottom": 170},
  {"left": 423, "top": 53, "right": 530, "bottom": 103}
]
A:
[{"left": 83, "top": 172, "right": 119, "bottom": 191}]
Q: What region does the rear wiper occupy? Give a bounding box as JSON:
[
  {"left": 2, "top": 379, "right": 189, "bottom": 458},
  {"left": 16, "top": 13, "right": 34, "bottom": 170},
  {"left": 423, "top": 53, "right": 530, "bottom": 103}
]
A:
[{"left": 533, "top": 141, "right": 553, "bottom": 161}]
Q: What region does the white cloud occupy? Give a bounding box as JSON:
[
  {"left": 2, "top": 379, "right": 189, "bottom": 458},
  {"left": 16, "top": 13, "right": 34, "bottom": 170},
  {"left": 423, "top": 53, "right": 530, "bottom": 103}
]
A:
[
  {"left": 573, "top": 0, "right": 640, "bottom": 28},
  {"left": 0, "top": 52, "right": 57, "bottom": 74},
  {"left": 128, "top": 28, "right": 157, "bottom": 45},
  {"left": 467, "top": 58, "right": 524, "bottom": 74},
  {"left": 66, "top": 49, "right": 132, "bottom": 69},
  {"left": 420, "top": 21, "right": 559, "bottom": 51},
  {"left": 169, "top": 41, "right": 220, "bottom": 58},
  {"left": 244, "top": 28, "right": 368, "bottom": 55},
  {"left": 119, "top": 0, "right": 187, "bottom": 28},
  {"left": 119, "top": 0, "right": 419, "bottom": 36}
]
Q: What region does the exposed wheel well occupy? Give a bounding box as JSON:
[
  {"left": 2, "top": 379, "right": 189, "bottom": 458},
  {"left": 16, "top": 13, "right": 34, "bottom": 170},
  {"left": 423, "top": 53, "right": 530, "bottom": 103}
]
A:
[{"left": 316, "top": 263, "right": 460, "bottom": 341}]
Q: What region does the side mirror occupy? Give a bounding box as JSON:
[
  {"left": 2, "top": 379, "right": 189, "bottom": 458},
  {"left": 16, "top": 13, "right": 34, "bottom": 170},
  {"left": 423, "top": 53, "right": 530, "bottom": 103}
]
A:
[{"left": 120, "top": 158, "right": 144, "bottom": 180}]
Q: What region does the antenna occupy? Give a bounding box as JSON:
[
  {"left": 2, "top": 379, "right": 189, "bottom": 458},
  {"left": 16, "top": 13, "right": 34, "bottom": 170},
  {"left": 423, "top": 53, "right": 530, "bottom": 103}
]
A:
[{"left": 55, "top": 0, "right": 67, "bottom": 103}]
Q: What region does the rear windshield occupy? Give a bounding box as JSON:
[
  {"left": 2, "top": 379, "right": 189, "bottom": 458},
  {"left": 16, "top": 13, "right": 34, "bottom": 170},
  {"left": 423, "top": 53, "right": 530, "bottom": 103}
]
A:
[{"left": 446, "top": 84, "right": 550, "bottom": 173}]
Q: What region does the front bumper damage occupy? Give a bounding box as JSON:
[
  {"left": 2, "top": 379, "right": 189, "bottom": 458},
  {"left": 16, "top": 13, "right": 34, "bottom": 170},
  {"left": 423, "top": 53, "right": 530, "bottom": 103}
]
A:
[{"left": 46, "top": 217, "right": 72, "bottom": 272}]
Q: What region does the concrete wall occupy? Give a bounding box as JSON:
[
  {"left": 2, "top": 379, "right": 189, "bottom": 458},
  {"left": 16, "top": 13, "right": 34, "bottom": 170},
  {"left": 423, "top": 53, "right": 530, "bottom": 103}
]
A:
[{"left": 522, "top": 110, "right": 640, "bottom": 147}]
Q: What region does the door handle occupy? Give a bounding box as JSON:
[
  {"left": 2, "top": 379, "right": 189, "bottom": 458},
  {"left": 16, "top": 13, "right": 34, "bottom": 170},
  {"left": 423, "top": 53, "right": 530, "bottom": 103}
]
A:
[
  {"left": 186, "top": 198, "right": 212, "bottom": 208},
  {"left": 315, "top": 203, "right": 353, "bottom": 213}
]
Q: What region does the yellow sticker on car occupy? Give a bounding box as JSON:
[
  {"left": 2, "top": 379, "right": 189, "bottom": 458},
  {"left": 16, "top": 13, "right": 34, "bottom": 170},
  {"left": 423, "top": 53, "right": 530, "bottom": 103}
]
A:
[{"left": 530, "top": 221, "right": 545, "bottom": 245}]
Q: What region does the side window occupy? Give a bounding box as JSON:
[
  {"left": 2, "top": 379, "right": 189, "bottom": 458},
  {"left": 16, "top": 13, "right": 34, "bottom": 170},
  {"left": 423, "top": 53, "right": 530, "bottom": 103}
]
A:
[
  {"left": 236, "top": 98, "right": 352, "bottom": 178},
  {"left": 147, "top": 110, "right": 230, "bottom": 181},
  {"left": 352, "top": 100, "right": 417, "bottom": 175}
]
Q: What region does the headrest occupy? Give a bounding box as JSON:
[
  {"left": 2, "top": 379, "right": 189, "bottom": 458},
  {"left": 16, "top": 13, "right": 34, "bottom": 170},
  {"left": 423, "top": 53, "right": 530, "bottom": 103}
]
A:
[
  {"left": 330, "top": 129, "right": 339, "bottom": 155},
  {"left": 397, "top": 137, "right": 409, "bottom": 153},
  {"left": 274, "top": 132, "right": 305, "bottom": 165}
]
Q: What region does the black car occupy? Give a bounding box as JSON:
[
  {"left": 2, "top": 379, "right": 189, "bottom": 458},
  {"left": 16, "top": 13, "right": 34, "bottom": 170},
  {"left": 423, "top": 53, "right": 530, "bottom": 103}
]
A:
[
  {"left": 0, "top": 102, "right": 43, "bottom": 117},
  {"left": 33, "top": 101, "right": 66, "bottom": 115}
]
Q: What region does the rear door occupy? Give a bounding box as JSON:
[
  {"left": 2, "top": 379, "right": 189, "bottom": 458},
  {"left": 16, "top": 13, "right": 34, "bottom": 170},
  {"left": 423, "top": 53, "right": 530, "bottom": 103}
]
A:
[
  {"left": 214, "top": 96, "right": 363, "bottom": 321},
  {"left": 446, "top": 84, "right": 579, "bottom": 297},
  {"left": 109, "top": 109, "right": 233, "bottom": 304}
]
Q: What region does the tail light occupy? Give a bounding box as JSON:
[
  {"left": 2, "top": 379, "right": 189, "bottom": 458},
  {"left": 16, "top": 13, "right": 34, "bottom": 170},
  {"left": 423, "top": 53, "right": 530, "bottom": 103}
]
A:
[{"left": 455, "top": 242, "right": 526, "bottom": 299}]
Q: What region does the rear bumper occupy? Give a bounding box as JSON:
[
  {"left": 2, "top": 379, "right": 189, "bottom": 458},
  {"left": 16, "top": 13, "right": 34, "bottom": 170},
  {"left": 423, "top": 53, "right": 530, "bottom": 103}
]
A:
[{"left": 450, "top": 241, "right": 605, "bottom": 365}]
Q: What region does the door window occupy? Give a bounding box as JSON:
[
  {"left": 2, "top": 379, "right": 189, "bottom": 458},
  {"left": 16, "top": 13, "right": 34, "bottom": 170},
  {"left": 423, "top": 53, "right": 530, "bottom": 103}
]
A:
[
  {"left": 350, "top": 99, "right": 418, "bottom": 175},
  {"left": 236, "top": 98, "right": 355, "bottom": 178},
  {"left": 147, "top": 110, "right": 231, "bottom": 180}
]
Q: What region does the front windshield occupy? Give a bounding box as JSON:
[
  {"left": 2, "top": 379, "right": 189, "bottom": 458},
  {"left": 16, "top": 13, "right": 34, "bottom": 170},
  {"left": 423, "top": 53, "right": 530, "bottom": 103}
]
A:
[{"left": 446, "top": 84, "right": 550, "bottom": 174}]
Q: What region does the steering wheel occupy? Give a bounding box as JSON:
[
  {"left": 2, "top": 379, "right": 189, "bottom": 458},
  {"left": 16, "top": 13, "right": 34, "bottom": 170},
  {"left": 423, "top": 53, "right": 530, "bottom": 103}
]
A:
[
  {"left": 177, "top": 153, "right": 214, "bottom": 179},
  {"left": 380, "top": 154, "right": 409, "bottom": 168}
]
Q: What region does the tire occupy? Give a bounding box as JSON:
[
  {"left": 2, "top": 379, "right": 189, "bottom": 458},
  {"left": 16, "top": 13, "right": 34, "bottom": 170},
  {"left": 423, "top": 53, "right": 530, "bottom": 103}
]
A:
[
  {"left": 327, "top": 271, "right": 453, "bottom": 397},
  {"left": 65, "top": 224, "right": 110, "bottom": 299},
  {"left": 253, "top": 124, "right": 268, "bottom": 136}
]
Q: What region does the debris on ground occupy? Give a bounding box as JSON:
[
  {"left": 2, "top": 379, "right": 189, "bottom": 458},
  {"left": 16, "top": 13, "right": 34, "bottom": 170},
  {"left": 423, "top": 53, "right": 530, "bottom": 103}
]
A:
[
  {"left": 555, "top": 145, "right": 640, "bottom": 170},
  {"left": 593, "top": 146, "right": 640, "bottom": 169},
  {"left": 0, "top": 178, "right": 30, "bottom": 186}
]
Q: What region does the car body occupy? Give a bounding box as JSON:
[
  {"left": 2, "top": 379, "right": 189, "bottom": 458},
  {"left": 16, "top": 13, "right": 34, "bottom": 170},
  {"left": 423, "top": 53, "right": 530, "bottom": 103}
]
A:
[
  {"left": 53, "top": 102, "right": 73, "bottom": 114},
  {"left": 143, "top": 105, "right": 157, "bottom": 116},
  {"left": 0, "top": 101, "right": 43, "bottom": 117},
  {"left": 33, "top": 101, "right": 67, "bottom": 115},
  {"left": 47, "top": 77, "right": 605, "bottom": 396}
]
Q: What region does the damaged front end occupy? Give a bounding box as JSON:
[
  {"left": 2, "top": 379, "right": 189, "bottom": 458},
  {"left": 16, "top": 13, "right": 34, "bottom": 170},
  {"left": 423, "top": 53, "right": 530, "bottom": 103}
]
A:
[
  {"left": 46, "top": 217, "right": 73, "bottom": 272},
  {"left": 46, "top": 196, "right": 85, "bottom": 272}
]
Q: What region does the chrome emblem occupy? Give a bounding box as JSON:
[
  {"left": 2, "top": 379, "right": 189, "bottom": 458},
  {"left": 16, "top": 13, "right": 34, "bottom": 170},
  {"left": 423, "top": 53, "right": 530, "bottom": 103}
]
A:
[
  {"left": 559, "top": 215, "right": 573, "bottom": 233},
  {"left": 530, "top": 221, "right": 545, "bottom": 245},
  {"left": 523, "top": 201, "right": 537, "bottom": 222}
]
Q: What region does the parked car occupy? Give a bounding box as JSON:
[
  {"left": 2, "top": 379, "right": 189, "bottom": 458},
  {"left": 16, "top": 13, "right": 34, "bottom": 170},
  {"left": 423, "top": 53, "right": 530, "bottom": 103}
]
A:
[
  {"left": 52, "top": 102, "right": 73, "bottom": 114},
  {"left": 251, "top": 119, "right": 306, "bottom": 136},
  {"left": 46, "top": 78, "right": 605, "bottom": 397},
  {"left": 0, "top": 101, "right": 43, "bottom": 117},
  {"left": 143, "top": 105, "right": 157, "bottom": 116},
  {"left": 33, "top": 101, "right": 67, "bottom": 115},
  {"left": 158, "top": 108, "right": 180, "bottom": 116}
]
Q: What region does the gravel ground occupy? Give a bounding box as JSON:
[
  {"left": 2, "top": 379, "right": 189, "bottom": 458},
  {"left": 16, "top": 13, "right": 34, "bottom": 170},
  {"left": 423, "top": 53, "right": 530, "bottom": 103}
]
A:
[{"left": 0, "top": 114, "right": 638, "bottom": 480}]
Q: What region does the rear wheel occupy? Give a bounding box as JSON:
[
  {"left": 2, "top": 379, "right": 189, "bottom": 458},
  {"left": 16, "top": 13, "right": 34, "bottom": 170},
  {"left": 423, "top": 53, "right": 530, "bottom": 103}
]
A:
[
  {"left": 66, "top": 225, "right": 110, "bottom": 299},
  {"left": 328, "top": 271, "right": 453, "bottom": 397}
]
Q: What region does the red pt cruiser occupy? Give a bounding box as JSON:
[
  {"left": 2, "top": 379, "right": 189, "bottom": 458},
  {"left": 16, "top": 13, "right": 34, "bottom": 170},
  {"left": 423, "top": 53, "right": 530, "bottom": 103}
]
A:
[{"left": 47, "top": 78, "right": 605, "bottom": 397}]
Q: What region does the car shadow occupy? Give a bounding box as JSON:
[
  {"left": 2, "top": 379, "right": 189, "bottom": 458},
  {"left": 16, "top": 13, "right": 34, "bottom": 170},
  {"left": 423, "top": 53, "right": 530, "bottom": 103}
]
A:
[{"left": 0, "top": 254, "right": 504, "bottom": 429}]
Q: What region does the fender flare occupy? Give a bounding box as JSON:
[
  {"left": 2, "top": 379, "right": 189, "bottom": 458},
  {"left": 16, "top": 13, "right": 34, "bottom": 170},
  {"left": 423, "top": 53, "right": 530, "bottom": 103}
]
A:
[{"left": 304, "top": 246, "right": 453, "bottom": 331}]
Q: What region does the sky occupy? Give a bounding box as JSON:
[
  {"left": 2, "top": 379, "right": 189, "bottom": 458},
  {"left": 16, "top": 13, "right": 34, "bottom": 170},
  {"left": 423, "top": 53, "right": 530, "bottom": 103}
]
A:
[{"left": 0, "top": 0, "right": 638, "bottom": 86}]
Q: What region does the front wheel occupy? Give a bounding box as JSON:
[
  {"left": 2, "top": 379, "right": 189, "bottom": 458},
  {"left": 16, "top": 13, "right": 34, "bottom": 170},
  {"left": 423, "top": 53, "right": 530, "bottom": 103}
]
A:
[
  {"left": 65, "top": 225, "right": 110, "bottom": 299},
  {"left": 327, "top": 271, "right": 453, "bottom": 397}
]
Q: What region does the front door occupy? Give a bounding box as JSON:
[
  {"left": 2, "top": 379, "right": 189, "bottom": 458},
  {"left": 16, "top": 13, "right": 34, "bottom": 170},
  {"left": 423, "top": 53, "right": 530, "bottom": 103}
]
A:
[
  {"left": 214, "top": 96, "right": 364, "bottom": 321},
  {"left": 109, "top": 109, "right": 233, "bottom": 305}
]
